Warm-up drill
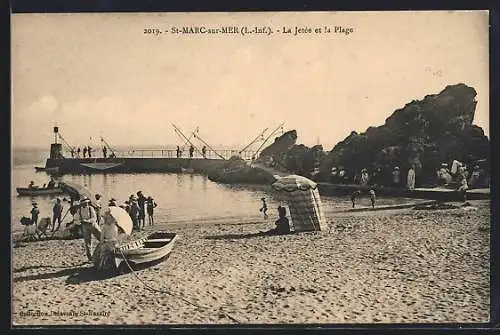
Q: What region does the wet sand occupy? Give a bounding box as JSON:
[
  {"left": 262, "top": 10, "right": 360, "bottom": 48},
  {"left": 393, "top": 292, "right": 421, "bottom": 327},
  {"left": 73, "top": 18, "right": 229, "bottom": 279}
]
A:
[{"left": 12, "top": 200, "right": 490, "bottom": 325}]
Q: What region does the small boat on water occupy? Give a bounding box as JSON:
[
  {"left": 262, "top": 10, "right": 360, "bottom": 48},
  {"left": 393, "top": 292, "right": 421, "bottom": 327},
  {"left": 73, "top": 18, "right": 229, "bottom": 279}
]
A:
[
  {"left": 80, "top": 162, "right": 123, "bottom": 171},
  {"left": 180, "top": 167, "right": 195, "bottom": 173},
  {"left": 16, "top": 187, "right": 64, "bottom": 196},
  {"left": 114, "top": 232, "right": 178, "bottom": 270}
]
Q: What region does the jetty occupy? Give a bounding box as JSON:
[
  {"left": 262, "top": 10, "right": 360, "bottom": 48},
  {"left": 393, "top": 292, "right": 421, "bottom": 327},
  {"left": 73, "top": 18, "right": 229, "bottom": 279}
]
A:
[{"left": 42, "top": 126, "right": 259, "bottom": 175}]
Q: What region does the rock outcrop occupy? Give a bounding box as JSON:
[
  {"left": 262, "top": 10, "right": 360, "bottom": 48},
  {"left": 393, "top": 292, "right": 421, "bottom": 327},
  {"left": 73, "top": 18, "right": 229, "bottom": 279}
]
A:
[
  {"left": 206, "top": 156, "right": 276, "bottom": 184},
  {"left": 207, "top": 83, "right": 489, "bottom": 186},
  {"left": 319, "top": 83, "right": 489, "bottom": 185}
]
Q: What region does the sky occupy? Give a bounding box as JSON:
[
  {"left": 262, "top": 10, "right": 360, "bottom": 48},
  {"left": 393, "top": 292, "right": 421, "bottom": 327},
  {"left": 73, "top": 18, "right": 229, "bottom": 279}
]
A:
[{"left": 11, "top": 11, "right": 489, "bottom": 151}]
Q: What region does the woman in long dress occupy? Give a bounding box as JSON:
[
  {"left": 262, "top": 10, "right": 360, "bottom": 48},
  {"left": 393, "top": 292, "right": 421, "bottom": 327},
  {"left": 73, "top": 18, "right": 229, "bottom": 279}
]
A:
[
  {"left": 93, "top": 208, "right": 125, "bottom": 273},
  {"left": 407, "top": 165, "right": 416, "bottom": 190}
]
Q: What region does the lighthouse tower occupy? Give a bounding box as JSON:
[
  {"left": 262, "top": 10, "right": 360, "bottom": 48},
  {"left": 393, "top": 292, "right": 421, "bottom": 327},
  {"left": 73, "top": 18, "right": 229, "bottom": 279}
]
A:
[{"left": 49, "top": 126, "right": 64, "bottom": 159}]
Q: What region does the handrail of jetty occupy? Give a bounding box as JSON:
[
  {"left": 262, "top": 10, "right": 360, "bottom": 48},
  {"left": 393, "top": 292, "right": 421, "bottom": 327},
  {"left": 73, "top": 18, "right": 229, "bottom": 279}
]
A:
[{"left": 62, "top": 148, "right": 258, "bottom": 160}]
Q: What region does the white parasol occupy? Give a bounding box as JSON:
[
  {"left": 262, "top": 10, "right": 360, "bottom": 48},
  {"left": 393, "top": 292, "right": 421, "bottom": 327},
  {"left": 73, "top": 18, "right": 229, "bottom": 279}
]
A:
[{"left": 107, "top": 206, "right": 133, "bottom": 235}]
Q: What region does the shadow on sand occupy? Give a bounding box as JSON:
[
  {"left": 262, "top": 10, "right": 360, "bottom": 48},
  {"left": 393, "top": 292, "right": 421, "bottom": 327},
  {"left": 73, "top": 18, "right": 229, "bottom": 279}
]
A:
[{"left": 205, "top": 231, "right": 295, "bottom": 241}]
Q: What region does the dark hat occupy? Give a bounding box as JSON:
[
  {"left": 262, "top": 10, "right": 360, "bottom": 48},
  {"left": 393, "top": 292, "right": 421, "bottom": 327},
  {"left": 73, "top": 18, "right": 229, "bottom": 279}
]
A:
[
  {"left": 137, "top": 191, "right": 143, "bottom": 195},
  {"left": 147, "top": 196, "right": 153, "bottom": 200},
  {"left": 261, "top": 197, "right": 266, "bottom": 200}
]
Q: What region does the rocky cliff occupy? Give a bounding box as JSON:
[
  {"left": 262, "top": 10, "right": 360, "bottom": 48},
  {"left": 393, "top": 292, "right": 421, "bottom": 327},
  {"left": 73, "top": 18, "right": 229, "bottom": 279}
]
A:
[
  {"left": 207, "top": 83, "right": 489, "bottom": 186},
  {"left": 318, "top": 83, "right": 489, "bottom": 185}
]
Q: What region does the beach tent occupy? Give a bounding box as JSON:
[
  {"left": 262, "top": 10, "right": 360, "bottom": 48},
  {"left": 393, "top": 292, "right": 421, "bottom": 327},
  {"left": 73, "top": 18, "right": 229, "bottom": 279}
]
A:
[{"left": 271, "top": 174, "right": 328, "bottom": 232}]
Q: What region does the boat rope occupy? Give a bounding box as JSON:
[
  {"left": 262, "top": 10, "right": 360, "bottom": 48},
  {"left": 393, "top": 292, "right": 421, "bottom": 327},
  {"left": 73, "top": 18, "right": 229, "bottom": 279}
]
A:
[{"left": 116, "top": 248, "right": 242, "bottom": 324}]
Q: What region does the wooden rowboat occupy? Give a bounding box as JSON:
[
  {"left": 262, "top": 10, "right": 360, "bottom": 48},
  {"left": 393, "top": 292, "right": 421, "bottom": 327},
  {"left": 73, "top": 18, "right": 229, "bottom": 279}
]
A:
[
  {"left": 16, "top": 187, "right": 64, "bottom": 196},
  {"left": 114, "top": 232, "right": 178, "bottom": 269}
]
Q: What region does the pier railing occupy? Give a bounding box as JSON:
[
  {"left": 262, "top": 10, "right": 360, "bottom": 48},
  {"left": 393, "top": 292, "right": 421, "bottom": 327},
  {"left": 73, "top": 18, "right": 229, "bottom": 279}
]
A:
[{"left": 62, "top": 148, "right": 258, "bottom": 161}]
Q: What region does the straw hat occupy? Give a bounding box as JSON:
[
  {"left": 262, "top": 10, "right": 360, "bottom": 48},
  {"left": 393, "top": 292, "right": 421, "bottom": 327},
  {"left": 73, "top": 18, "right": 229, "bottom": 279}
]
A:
[{"left": 80, "top": 196, "right": 90, "bottom": 204}]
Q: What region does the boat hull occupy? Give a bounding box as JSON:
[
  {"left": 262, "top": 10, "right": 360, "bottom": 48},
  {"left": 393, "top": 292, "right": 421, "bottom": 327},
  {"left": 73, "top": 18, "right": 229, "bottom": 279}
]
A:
[
  {"left": 16, "top": 187, "right": 64, "bottom": 196},
  {"left": 114, "top": 232, "right": 178, "bottom": 269}
]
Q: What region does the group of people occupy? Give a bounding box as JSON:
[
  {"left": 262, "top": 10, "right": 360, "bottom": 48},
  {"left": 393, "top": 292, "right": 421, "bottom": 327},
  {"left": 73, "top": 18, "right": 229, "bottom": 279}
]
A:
[
  {"left": 25, "top": 190, "right": 158, "bottom": 266},
  {"left": 111, "top": 191, "right": 158, "bottom": 230},
  {"left": 175, "top": 145, "right": 208, "bottom": 158},
  {"left": 330, "top": 165, "right": 416, "bottom": 190},
  {"left": 69, "top": 146, "right": 116, "bottom": 159}
]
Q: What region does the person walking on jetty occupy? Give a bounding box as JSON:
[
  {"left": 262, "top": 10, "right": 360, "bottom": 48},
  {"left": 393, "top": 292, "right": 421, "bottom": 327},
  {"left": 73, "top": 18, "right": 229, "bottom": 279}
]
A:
[
  {"left": 407, "top": 165, "right": 416, "bottom": 190},
  {"left": 202, "top": 146, "right": 207, "bottom": 158},
  {"left": 189, "top": 145, "right": 194, "bottom": 158},
  {"left": 369, "top": 189, "right": 376, "bottom": 208},
  {"left": 75, "top": 197, "right": 100, "bottom": 262},
  {"left": 260, "top": 197, "right": 268, "bottom": 219},
  {"left": 83, "top": 146, "right": 88, "bottom": 158},
  {"left": 76, "top": 147, "right": 81, "bottom": 158},
  {"left": 88, "top": 146, "right": 92, "bottom": 158},
  {"left": 137, "top": 191, "right": 147, "bottom": 228},
  {"left": 30, "top": 202, "right": 40, "bottom": 227},
  {"left": 350, "top": 190, "right": 361, "bottom": 208},
  {"left": 52, "top": 197, "right": 63, "bottom": 232},
  {"left": 146, "top": 196, "right": 157, "bottom": 225},
  {"left": 392, "top": 166, "right": 401, "bottom": 187},
  {"left": 102, "top": 146, "right": 107, "bottom": 158},
  {"left": 176, "top": 146, "right": 182, "bottom": 158}
]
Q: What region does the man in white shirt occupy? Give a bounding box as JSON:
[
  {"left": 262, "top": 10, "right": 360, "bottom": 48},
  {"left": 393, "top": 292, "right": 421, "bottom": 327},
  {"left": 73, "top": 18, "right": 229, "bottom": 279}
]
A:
[{"left": 74, "top": 197, "right": 100, "bottom": 262}]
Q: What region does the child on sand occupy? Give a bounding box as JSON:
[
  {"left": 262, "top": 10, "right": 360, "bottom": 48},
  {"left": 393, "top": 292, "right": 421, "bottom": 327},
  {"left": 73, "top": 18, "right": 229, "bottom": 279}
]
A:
[
  {"left": 146, "top": 196, "right": 157, "bottom": 225},
  {"left": 260, "top": 198, "right": 268, "bottom": 219},
  {"left": 369, "top": 189, "right": 376, "bottom": 208},
  {"left": 30, "top": 202, "right": 40, "bottom": 227}
]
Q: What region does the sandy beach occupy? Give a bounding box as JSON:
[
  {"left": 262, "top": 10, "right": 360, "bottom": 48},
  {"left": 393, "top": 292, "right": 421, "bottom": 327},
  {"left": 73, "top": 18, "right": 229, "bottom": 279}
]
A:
[{"left": 12, "top": 200, "right": 490, "bottom": 325}]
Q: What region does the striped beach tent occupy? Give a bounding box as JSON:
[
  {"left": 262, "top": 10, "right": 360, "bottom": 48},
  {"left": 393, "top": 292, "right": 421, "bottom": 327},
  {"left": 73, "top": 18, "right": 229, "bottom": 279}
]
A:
[{"left": 271, "top": 174, "right": 327, "bottom": 232}]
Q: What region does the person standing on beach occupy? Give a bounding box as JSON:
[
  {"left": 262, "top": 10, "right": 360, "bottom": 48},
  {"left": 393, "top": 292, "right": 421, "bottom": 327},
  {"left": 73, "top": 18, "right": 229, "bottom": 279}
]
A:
[
  {"left": 407, "top": 165, "right": 416, "bottom": 190},
  {"left": 260, "top": 198, "right": 268, "bottom": 219},
  {"left": 369, "top": 189, "right": 376, "bottom": 208},
  {"left": 30, "top": 202, "right": 40, "bottom": 227},
  {"left": 350, "top": 190, "right": 361, "bottom": 208},
  {"left": 392, "top": 166, "right": 401, "bottom": 187},
  {"left": 94, "top": 194, "right": 102, "bottom": 224},
  {"left": 458, "top": 175, "right": 468, "bottom": 202},
  {"left": 137, "top": 191, "right": 147, "bottom": 228},
  {"left": 75, "top": 197, "right": 100, "bottom": 262},
  {"left": 128, "top": 195, "right": 140, "bottom": 231},
  {"left": 146, "top": 196, "right": 157, "bottom": 225},
  {"left": 52, "top": 198, "right": 63, "bottom": 232}
]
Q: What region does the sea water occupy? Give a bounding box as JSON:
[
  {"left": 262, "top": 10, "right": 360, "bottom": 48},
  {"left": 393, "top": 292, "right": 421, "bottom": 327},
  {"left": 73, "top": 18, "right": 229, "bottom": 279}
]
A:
[{"left": 11, "top": 148, "right": 410, "bottom": 234}]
